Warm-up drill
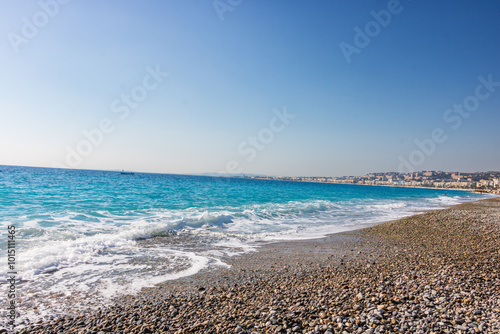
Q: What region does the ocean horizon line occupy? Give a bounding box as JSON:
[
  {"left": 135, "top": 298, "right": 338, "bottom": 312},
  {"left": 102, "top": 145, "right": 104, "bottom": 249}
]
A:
[{"left": 1, "top": 163, "right": 499, "bottom": 181}]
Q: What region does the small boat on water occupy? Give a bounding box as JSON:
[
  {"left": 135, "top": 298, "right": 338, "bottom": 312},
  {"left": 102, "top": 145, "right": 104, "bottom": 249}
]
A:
[{"left": 120, "top": 170, "right": 134, "bottom": 175}]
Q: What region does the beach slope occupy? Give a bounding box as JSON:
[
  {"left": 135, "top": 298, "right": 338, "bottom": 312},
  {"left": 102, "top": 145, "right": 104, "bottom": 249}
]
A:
[{"left": 18, "top": 198, "right": 500, "bottom": 333}]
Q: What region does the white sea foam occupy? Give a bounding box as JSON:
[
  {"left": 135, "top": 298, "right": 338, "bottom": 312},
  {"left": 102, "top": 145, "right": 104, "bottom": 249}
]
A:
[{"left": 7, "top": 195, "right": 484, "bottom": 281}]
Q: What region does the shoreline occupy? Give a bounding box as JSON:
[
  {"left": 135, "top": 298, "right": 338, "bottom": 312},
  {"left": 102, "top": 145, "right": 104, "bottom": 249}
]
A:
[
  {"left": 143, "top": 196, "right": 500, "bottom": 292},
  {"left": 16, "top": 197, "right": 500, "bottom": 333}
]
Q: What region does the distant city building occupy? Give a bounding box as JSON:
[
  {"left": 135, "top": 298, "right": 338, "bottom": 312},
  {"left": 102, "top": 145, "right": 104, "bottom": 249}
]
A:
[{"left": 243, "top": 171, "right": 500, "bottom": 194}]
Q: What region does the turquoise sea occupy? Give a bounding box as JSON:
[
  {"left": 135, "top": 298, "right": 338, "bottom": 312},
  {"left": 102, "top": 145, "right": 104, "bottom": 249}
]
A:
[{"left": 0, "top": 165, "right": 491, "bottom": 323}]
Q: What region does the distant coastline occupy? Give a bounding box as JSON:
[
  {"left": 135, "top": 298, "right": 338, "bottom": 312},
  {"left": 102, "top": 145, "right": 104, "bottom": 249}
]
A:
[{"left": 236, "top": 170, "right": 500, "bottom": 195}]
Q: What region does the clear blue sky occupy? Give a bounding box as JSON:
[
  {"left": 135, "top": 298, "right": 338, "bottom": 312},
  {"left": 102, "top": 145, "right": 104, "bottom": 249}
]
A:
[{"left": 1, "top": 0, "right": 499, "bottom": 176}]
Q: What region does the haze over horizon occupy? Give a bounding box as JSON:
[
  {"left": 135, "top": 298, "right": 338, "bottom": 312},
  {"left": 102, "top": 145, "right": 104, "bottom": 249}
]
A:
[{"left": 1, "top": 1, "right": 499, "bottom": 177}]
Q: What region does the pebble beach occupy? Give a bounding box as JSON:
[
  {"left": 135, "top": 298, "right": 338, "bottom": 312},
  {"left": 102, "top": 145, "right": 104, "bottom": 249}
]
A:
[{"left": 14, "top": 197, "right": 500, "bottom": 334}]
